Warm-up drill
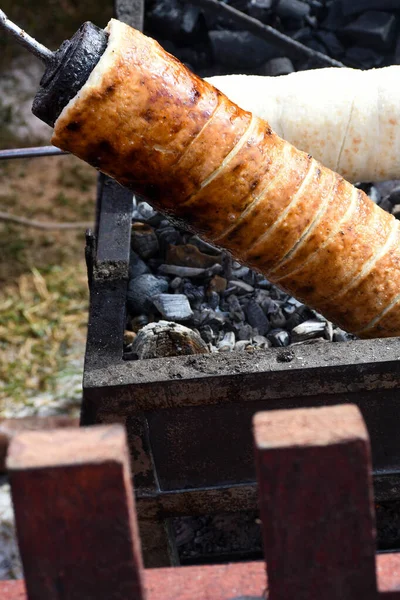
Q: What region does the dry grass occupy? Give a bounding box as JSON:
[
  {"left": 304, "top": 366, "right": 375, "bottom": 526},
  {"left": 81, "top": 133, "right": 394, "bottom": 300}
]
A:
[{"left": 0, "top": 263, "right": 88, "bottom": 414}]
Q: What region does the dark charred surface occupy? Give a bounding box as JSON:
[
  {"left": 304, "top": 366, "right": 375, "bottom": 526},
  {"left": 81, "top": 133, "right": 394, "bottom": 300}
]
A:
[{"left": 32, "top": 22, "right": 108, "bottom": 127}]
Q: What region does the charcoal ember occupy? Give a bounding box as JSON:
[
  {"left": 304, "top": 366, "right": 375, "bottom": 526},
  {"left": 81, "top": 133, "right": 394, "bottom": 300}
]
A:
[
  {"left": 123, "top": 330, "right": 136, "bottom": 348},
  {"left": 208, "top": 31, "right": 283, "bottom": 69},
  {"left": 338, "top": 0, "right": 400, "bottom": 17},
  {"left": 159, "top": 264, "right": 207, "bottom": 277},
  {"left": 342, "top": 12, "right": 397, "bottom": 51},
  {"left": 314, "top": 31, "right": 345, "bottom": 58},
  {"left": 252, "top": 335, "right": 271, "bottom": 348},
  {"left": 127, "top": 274, "right": 168, "bottom": 315},
  {"left": 275, "top": 0, "right": 310, "bottom": 21},
  {"left": 153, "top": 293, "right": 194, "bottom": 321},
  {"left": 200, "top": 325, "right": 215, "bottom": 344},
  {"left": 170, "top": 277, "right": 183, "bottom": 291},
  {"left": 379, "top": 197, "right": 394, "bottom": 213},
  {"left": 392, "top": 205, "right": 400, "bottom": 219},
  {"left": 368, "top": 185, "right": 381, "bottom": 204},
  {"left": 147, "top": 0, "right": 184, "bottom": 40},
  {"left": 183, "top": 281, "right": 205, "bottom": 304},
  {"left": 387, "top": 186, "right": 400, "bottom": 206},
  {"left": 231, "top": 266, "right": 250, "bottom": 279},
  {"left": 333, "top": 328, "right": 354, "bottom": 342},
  {"left": 245, "top": 300, "right": 270, "bottom": 335},
  {"left": 131, "top": 222, "right": 159, "bottom": 259},
  {"left": 157, "top": 226, "right": 183, "bottom": 254},
  {"left": 269, "top": 307, "right": 287, "bottom": 329},
  {"left": 235, "top": 340, "right": 252, "bottom": 351},
  {"left": 258, "top": 56, "right": 294, "bottom": 76},
  {"left": 321, "top": 1, "right": 347, "bottom": 31},
  {"left": 227, "top": 294, "right": 245, "bottom": 322},
  {"left": 188, "top": 236, "right": 222, "bottom": 256},
  {"left": 248, "top": 0, "right": 273, "bottom": 21},
  {"left": 208, "top": 291, "right": 220, "bottom": 310},
  {"left": 228, "top": 280, "right": 254, "bottom": 294},
  {"left": 181, "top": 5, "right": 201, "bottom": 34},
  {"left": 207, "top": 275, "right": 227, "bottom": 295},
  {"left": 217, "top": 332, "right": 236, "bottom": 352},
  {"left": 131, "top": 321, "right": 209, "bottom": 359},
  {"left": 344, "top": 45, "right": 384, "bottom": 68},
  {"left": 166, "top": 244, "right": 222, "bottom": 269},
  {"left": 267, "top": 329, "right": 290, "bottom": 347},
  {"left": 282, "top": 303, "right": 296, "bottom": 318},
  {"left": 286, "top": 304, "right": 315, "bottom": 330},
  {"left": 234, "top": 323, "right": 252, "bottom": 340},
  {"left": 374, "top": 180, "right": 400, "bottom": 198},
  {"left": 291, "top": 319, "right": 326, "bottom": 342},
  {"left": 128, "top": 250, "right": 150, "bottom": 280}
]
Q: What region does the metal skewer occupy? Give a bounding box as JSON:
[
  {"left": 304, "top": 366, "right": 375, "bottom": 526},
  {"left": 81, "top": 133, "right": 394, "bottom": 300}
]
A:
[{"left": 0, "top": 9, "right": 54, "bottom": 64}]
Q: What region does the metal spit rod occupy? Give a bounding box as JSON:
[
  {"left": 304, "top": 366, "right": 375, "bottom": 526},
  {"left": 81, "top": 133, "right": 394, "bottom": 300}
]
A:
[
  {"left": 0, "top": 9, "right": 53, "bottom": 63},
  {"left": 0, "top": 147, "right": 68, "bottom": 160}
]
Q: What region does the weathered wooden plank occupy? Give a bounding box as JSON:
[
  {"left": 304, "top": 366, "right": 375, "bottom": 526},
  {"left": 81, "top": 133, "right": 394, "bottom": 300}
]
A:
[
  {"left": 0, "top": 416, "right": 78, "bottom": 472},
  {"left": 7, "top": 425, "right": 144, "bottom": 600},
  {"left": 253, "top": 404, "right": 378, "bottom": 600},
  {"left": 3, "top": 554, "right": 400, "bottom": 599}
]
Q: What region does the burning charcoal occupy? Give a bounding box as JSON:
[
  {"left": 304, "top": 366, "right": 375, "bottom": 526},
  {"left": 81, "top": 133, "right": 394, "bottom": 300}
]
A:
[
  {"left": 253, "top": 335, "right": 271, "bottom": 348},
  {"left": 315, "top": 31, "right": 345, "bottom": 58},
  {"left": 392, "top": 205, "right": 400, "bottom": 219},
  {"left": 157, "top": 226, "right": 183, "bottom": 254},
  {"left": 235, "top": 340, "right": 252, "bottom": 352},
  {"left": 245, "top": 300, "right": 270, "bottom": 335},
  {"left": 269, "top": 308, "right": 287, "bottom": 329},
  {"left": 339, "top": 0, "right": 400, "bottom": 17},
  {"left": 291, "top": 319, "right": 326, "bottom": 342},
  {"left": 131, "top": 321, "right": 209, "bottom": 359},
  {"left": 208, "top": 275, "right": 227, "bottom": 295},
  {"left": 231, "top": 266, "right": 250, "bottom": 279},
  {"left": 153, "top": 294, "right": 193, "bottom": 321},
  {"left": 200, "top": 325, "right": 215, "bottom": 344},
  {"left": 248, "top": 0, "right": 273, "bottom": 21},
  {"left": 159, "top": 264, "right": 207, "bottom": 277},
  {"left": 333, "top": 328, "right": 353, "bottom": 342},
  {"left": 128, "top": 250, "right": 150, "bottom": 280},
  {"left": 258, "top": 57, "right": 294, "bottom": 76},
  {"left": 188, "top": 236, "right": 221, "bottom": 256},
  {"left": 181, "top": 5, "right": 201, "bottom": 34},
  {"left": 229, "top": 280, "right": 254, "bottom": 294},
  {"left": 387, "top": 186, "right": 400, "bottom": 206},
  {"left": 166, "top": 244, "right": 222, "bottom": 269},
  {"left": 208, "top": 291, "right": 220, "bottom": 310},
  {"left": 267, "top": 329, "right": 290, "bottom": 347},
  {"left": 123, "top": 330, "right": 136, "bottom": 348},
  {"left": 170, "top": 277, "right": 182, "bottom": 290},
  {"left": 237, "top": 323, "right": 254, "bottom": 340},
  {"left": 130, "top": 314, "right": 149, "bottom": 332},
  {"left": 275, "top": 0, "right": 310, "bottom": 21},
  {"left": 227, "top": 294, "right": 245, "bottom": 322},
  {"left": 183, "top": 281, "right": 205, "bottom": 304},
  {"left": 217, "top": 332, "right": 235, "bottom": 352},
  {"left": 208, "top": 31, "right": 281, "bottom": 69},
  {"left": 379, "top": 197, "right": 394, "bottom": 214},
  {"left": 342, "top": 12, "right": 397, "bottom": 51},
  {"left": 344, "top": 46, "right": 383, "bottom": 69},
  {"left": 324, "top": 320, "right": 333, "bottom": 342},
  {"left": 127, "top": 274, "right": 168, "bottom": 315},
  {"left": 131, "top": 222, "right": 159, "bottom": 259}
]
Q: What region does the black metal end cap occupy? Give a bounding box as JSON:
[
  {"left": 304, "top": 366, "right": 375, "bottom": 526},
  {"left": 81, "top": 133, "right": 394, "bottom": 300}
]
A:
[{"left": 32, "top": 22, "right": 109, "bottom": 128}]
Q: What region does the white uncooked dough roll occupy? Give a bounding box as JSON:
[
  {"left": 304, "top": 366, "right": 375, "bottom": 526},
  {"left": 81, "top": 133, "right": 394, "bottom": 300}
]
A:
[{"left": 207, "top": 67, "right": 400, "bottom": 182}]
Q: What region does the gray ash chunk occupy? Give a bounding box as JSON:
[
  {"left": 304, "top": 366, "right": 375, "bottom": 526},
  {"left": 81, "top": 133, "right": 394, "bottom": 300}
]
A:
[
  {"left": 153, "top": 294, "right": 194, "bottom": 321},
  {"left": 127, "top": 274, "right": 168, "bottom": 315}
]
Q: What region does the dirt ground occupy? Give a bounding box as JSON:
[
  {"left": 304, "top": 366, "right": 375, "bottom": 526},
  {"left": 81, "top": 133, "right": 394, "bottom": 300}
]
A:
[{"left": 0, "top": 0, "right": 113, "bottom": 414}]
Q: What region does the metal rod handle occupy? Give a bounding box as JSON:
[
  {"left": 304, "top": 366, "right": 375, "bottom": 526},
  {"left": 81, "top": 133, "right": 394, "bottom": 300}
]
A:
[
  {"left": 0, "top": 146, "right": 68, "bottom": 160},
  {"left": 0, "top": 9, "right": 54, "bottom": 64}
]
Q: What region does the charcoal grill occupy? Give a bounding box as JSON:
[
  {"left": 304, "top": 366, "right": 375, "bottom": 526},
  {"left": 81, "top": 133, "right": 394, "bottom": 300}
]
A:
[{"left": 2, "top": 0, "right": 400, "bottom": 570}]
